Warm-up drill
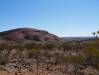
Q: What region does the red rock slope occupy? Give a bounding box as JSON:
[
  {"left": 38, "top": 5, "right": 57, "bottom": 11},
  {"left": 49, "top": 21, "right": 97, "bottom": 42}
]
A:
[{"left": 0, "top": 28, "right": 59, "bottom": 42}]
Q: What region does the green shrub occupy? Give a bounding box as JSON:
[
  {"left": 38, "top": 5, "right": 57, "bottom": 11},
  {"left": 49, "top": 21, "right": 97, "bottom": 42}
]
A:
[{"left": 63, "top": 55, "right": 85, "bottom": 64}]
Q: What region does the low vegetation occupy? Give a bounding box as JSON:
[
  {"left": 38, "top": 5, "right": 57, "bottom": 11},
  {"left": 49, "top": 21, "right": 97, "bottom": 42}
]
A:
[{"left": 0, "top": 31, "right": 99, "bottom": 75}]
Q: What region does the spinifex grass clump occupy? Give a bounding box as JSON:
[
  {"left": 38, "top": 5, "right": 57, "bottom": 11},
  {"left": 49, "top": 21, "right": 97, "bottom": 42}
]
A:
[
  {"left": 83, "top": 41, "right": 99, "bottom": 69},
  {"left": 63, "top": 55, "right": 85, "bottom": 64}
]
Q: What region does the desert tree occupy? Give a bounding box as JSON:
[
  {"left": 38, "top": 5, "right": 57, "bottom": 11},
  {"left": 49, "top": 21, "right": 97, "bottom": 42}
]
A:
[
  {"left": 92, "top": 31, "right": 99, "bottom": 43},
  {"left": 97, "top": 31, "right": 99, "bottom": 38},
  {"left": 92, "top": 32, "right": 96, "bottom": 38}
]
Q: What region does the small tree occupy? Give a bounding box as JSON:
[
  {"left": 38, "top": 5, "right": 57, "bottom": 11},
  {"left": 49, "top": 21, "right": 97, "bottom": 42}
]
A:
[
  {"left": 92, "top": 32, "right": 96, "bottom": 38},
  {"left": 97, "top": 31, "right": 99, "bottom": 38}
]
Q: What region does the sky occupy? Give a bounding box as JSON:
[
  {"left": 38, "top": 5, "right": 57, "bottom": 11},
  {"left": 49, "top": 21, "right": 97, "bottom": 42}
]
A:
[{"left": 0, "top": 0, "right": 98, "bottom": 37}]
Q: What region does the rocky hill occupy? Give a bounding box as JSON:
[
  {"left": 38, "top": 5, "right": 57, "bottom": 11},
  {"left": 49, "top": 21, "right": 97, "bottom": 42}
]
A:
[{"left": 0, "top": 28, "right": 59, "bottom": 42}]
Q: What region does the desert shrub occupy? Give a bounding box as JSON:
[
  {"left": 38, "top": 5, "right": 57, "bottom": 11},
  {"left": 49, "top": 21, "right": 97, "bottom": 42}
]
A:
[
  {"left": 63, "top": 55, "right": 85, "bottom": 64},
  {"left": 83, "top": 42, "right": 99, "bottom": 57},
  {"left": 23, "top": 42, "right": 43, "bottom": 49},
  {"left": 83, "top": 41, "right": 99, "bottom": 69},
  {"left": 31, "top": 48, "right": 42, "bottom": 54},
  {"left": 43, "top": 42, "right": 58, "bottom": 50},
  {"left": 62, "top": 41, "right": 74, "bottom": 51}
]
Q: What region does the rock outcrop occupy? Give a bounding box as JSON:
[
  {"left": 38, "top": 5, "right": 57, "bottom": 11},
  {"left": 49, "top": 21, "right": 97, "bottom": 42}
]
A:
[{"left": 0, "top": 28, "right": 59, "bottom": 42}]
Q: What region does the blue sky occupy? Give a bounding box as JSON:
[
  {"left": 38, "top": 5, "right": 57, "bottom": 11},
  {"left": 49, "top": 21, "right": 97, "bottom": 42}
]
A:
[{"left": 0, "top": 0, "right": 98, "bottom": 37}]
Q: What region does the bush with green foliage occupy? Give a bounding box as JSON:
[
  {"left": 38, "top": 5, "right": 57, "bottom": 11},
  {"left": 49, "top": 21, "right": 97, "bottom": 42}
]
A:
[
  {"left": 63, "top": 54, "right": 85, "bottom": 64},
  {"left": 83, "top": 41, "right": 99, "bottom": 69}
]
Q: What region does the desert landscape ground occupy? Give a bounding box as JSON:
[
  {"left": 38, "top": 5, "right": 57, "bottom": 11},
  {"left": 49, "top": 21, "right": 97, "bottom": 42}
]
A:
[
  {"left": 0, "top": 28, "right": 99, "bottom": 75},
  {"left": 0, "top": 0, "right": 98, "bottom": 75}
]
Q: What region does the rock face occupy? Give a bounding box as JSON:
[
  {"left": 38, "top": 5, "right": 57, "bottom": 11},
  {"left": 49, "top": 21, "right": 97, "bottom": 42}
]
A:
[{"left": 0, "top": 28, "right": 59, "bottom": 42}]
